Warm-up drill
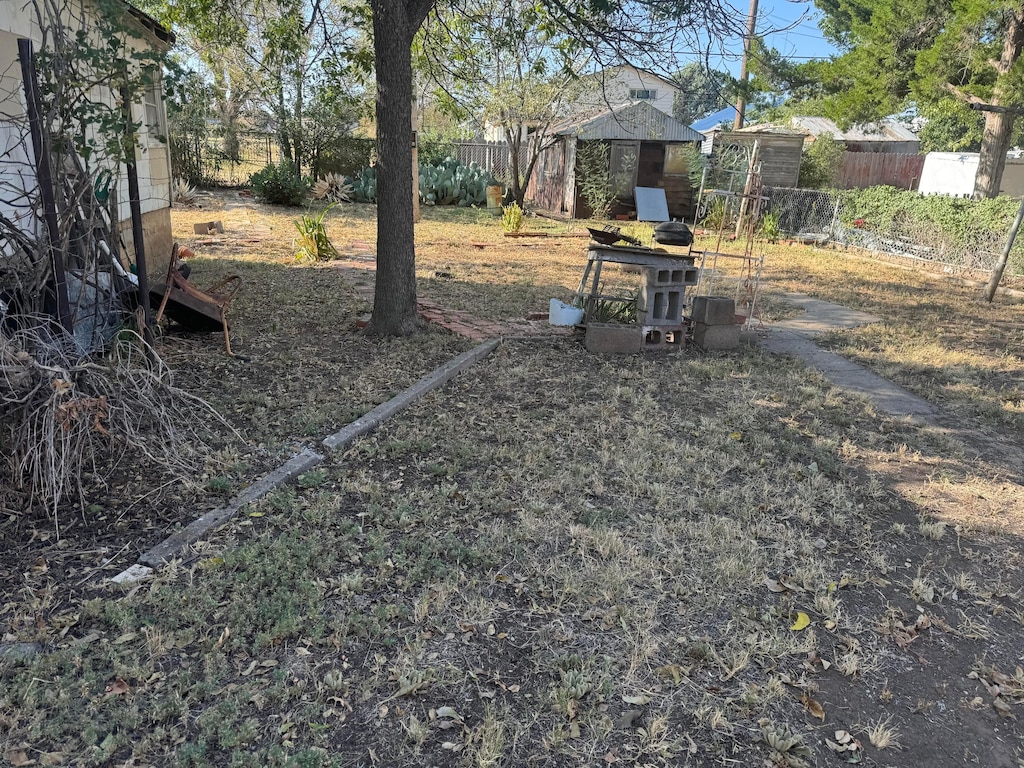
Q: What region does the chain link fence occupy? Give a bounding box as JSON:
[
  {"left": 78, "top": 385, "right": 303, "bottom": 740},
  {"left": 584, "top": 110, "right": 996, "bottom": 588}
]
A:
[{"left": 762, "top": 186, "right": 1015, "bottom": 275}]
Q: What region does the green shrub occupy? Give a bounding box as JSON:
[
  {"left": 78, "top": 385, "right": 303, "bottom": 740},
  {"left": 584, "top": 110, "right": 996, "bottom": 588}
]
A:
[
  {"left": 250, "top": 160, "right": 308, "bottom": 206},
  {"left": 839, "top": 186, "right": 1022, "bottom": 243},
  {"left": 798, "top": 134, "right": 845, "bottom": 189},
  {"left": 418, "top": 158, "right": 493, "bottom": 207},
  {"left": 293, "top": 204, "right": 339, "bottom": 261},
  {"left": 759, "top": 212, "right": 781, "bottom": 243},
  {"left": 501, "top": 201, "right": 524, "bottom": 232},
  {"left": 576, "top": 141, "right": 614, "bottom": 220},
  {"left": 347, "top": 166, "right": 377, "bottom": 203}
]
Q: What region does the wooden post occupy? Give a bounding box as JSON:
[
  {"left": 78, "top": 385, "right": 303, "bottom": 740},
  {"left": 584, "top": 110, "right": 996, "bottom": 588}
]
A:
[
  {"left": 19, "top": 38, "right": 71, "bottom": 331},
  {"left": 986, "top": 195, "right": 1024, "bottom": 301},
  {"left": 734, "top": 140, "right": 760, "bottom": 240},
  {"left": 412, "top": 130, "right": 420, "bottom": 224},
  {"left": 121, "top": 83, "right": 154, "bottom": 346}
]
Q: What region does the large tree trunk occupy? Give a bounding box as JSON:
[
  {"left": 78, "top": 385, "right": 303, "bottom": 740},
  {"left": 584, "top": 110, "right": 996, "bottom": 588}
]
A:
[
  {"left": 367, "top": 0, "right": 427, "bottom": 336},
  {"left": 973, "top": 5, "right": 1024, "bottom": 198}
]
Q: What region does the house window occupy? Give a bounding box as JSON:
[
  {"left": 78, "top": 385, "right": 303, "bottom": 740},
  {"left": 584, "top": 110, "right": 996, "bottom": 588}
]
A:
[
  {"left": 142, "top": 76, "right": 166, "bottom": 143},
  {"left": 629, "top": 88, "right": 657, "bottom": 101}
]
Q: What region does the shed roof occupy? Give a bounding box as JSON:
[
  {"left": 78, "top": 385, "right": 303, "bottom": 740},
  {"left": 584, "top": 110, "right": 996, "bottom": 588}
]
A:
[
  {"left": 552, "top": 101, "right": 703, "bottom": 142},
  {"left": 790, "top": 116, "right": 918, "bottom": 142}
]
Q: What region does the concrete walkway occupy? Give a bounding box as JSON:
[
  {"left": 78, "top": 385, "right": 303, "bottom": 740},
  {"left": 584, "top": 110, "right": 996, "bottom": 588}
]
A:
[{"left": 762, "top": 294, "right": 939, "bottom": 421}]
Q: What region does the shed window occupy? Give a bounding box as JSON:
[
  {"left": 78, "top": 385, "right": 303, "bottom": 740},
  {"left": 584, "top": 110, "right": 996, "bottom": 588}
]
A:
[
  {"left": 664, "top": 145, "right": 690, "bottom": 175},
  {"left": 629, "top": 88, "right": 657, "bottom": 101}
]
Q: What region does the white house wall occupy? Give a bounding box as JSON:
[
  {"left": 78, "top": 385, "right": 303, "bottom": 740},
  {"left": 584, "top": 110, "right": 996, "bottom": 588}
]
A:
[
  {"left": 576, "top": 66, "right": 678, "bottom": 118},
  {"left": 0, "top": 0, "right": 173, "bottom": 271}
]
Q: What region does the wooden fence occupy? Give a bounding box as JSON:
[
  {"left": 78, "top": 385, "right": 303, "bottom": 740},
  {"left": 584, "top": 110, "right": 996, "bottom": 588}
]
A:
[{"left": 837, "top": 152, "right": 925, "bottom": 190}]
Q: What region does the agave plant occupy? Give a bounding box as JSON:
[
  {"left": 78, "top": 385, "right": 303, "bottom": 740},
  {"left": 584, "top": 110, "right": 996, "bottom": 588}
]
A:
[
  {"left": 311, "top": 173, "right": 354, "bottom": 203},
  {"left": 171, "top": 178, "right": 198, "bottom": 205}
]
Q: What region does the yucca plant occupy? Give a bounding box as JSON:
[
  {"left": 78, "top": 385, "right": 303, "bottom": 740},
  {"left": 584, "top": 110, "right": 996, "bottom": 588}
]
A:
[{"left": 293, "top": 204, "right": 339, "bottom": 261}]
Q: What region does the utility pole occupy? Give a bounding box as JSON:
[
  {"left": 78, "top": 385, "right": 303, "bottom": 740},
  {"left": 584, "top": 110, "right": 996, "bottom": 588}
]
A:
[{"left": 734, "top": 0, "right": 759, "bottom": 130}]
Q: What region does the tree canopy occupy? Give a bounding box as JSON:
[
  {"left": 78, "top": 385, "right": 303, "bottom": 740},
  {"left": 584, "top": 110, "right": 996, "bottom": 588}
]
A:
[
  {"left": 812, "top": 0, "right": 1024, "bottom": 196},
  {"left": 142, "top": 0, "right": 746, "bottom": 335}
]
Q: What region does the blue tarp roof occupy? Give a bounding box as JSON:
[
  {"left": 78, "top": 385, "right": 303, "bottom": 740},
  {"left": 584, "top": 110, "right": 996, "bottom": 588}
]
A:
[{"left": 690, "top": 106, "right": 738, "bottom": 133}]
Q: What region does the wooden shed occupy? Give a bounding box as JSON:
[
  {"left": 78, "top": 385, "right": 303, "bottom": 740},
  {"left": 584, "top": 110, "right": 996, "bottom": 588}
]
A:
[
  {"left": 526, "top": 101, "right": 704, "bottom": 220},
  {"left": 700, "top": 127, "right": 805, "bottom": 189}
]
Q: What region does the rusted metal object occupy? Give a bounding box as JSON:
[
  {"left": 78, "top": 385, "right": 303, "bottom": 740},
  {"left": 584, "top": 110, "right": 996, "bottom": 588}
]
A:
[{"left": 152, "top": 244, "right": 242, "bottom": 355}]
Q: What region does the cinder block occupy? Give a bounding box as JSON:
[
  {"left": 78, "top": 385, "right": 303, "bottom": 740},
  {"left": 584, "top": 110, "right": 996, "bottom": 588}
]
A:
[
  {"left": 585, "top": 323, "right": 642, "bottom": 354},
  {"left": 691, "top": 296, "right": 735, "bottom": 325},
  {"left": 193, "top": 220, "right": 224, "bottom": 235},
  {"left": 643, "top": 266, "right": 699, "bottom": 287},
  {"left": 638, "top": 286, "right": 684, "bottom": 325},
  {"left": 642, "top": 325, "right": 686, "bottom": 351},
  {"left": 694, "top": 321, "right": 740, "bottom": 350}
]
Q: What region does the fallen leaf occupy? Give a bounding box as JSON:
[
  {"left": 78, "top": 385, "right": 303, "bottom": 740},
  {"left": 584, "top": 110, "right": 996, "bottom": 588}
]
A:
[
  {"left": 655, "top": 664, "right": 684, "bottom": 684},
  {"left": 104, "top": 678, "right": 130, "bottom": 696},
  {"left": 765, "top": 576, "right": 789, "bottom": 593},
  {"left": 993, "top": 697, "right": 1014, "bottom": 718},
  {"left": 729, "top": 431, "right": 743, "bottom": 441},
  {"left": 790, "top": 612, "right": 811, "bottom": 631},
  {"left": 622, "top": 694, "right": 651, "bottom": 705},
  {"left": 801, "top": 694, "right": 825, "bottom": 721},
  {"left": 4, "top": 750, "right": 32, "bottom": 767},
  {"left": 685, "top": 732, "right": 698, "bottom": 755}
]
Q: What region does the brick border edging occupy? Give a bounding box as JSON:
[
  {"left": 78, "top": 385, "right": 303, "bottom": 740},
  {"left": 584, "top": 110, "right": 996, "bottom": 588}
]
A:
[{"left": 111, "top": 338, "right": 502, "bottom": 584}]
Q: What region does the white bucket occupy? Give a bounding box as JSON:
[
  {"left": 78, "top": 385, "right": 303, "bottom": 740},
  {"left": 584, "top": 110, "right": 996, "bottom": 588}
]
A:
[{"left": 549, "top": 298, "right": 584, "bottom": 326}]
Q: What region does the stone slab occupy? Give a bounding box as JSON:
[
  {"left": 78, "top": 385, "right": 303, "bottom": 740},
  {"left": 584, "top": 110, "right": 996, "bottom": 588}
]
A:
[
  {"left": 192, "top": 220, "right": 224, "bottom": 235},
  {"left": 139, "top": 448, "right": 324, "bottom": 567},
  {"left": 323, "top": 339, "right": 501, "bottom": 451},
  {"left": 773, "top": 294, "right": 881, "bottom": 336},
  {"left": 110, "top": 564, "right": 154, "bottom": 585}
]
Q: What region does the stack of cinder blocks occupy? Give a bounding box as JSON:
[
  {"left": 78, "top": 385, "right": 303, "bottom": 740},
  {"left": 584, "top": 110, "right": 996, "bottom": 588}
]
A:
[
  {"left": 691, "top": 296, "right": 739, "bottom": 350},
  {"left": 637, "top": 265, "right": 698, "bottom": 351}
]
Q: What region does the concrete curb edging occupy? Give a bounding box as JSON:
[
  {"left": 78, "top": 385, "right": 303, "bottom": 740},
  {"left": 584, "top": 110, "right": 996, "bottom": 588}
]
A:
[
  {"left": 322, "top": 338, "right": 502, "bottom": 451},
  {"left": 135, "top": 447, "right": 325, "bottom": 569},
  {"left": 112, "top": 339, "right": 501, "bottom": 585}
]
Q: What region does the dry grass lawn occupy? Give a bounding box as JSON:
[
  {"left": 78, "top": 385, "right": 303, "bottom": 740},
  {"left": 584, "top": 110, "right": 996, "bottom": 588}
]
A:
[{"left": 2, "top": 195, "right": 1023, "bottom": 768}]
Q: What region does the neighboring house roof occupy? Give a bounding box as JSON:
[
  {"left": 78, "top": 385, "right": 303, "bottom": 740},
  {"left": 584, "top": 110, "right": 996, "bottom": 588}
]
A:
[
  {"left": 789, "top": 116, "right": 918, "bottom": 143},
  {"left": 699, "top": 123, "right": 805, "bottom": 139},
  {"left": 551, "top": 101, "right": 703, "bottom": 142},
  {"left": 690, "top": 106, "right": 737, "bottom": 132}
]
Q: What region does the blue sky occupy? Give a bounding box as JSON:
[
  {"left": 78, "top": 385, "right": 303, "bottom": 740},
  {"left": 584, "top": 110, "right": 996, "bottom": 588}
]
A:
[{"left": 710, "top": 0, "right": 840, "bottom": 77}]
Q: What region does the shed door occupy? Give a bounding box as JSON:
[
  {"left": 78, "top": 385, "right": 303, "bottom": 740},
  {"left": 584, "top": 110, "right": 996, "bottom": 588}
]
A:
[{"left": 609, "top": 141, "right": 640, "bottom": 199}]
